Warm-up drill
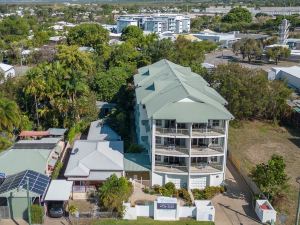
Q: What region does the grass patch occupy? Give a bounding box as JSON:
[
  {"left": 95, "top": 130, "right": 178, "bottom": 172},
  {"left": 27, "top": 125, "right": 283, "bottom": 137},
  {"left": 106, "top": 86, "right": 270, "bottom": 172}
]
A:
[
  {"left": 92, "top": 218, "right": 214, "bottom": 225},
  {"left": 228, "top": 120, "right": 300, "bottom": 225}
]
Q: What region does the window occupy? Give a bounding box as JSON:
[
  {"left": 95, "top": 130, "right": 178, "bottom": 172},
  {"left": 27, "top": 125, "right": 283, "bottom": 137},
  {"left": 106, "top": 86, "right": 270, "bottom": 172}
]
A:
[
  {"left": 156, "top": 120, "right": 162, "bottom": 127},
  {"left": 155, "top": 136, "right": 162, "bottom": 144},
  {"left": 155, "top": 155, "right": 161, "bottom": 161},
  {"left": 142, "top": 105, "right": 146, "bottom": 109},
  {"left": 210, "top": 156, "right": 218, "bottom": 162},
  {"left": 192, "top": 139, "right": 197, "bottom": 146},
  {"left": 211, "top": 138, "right": 219, "bottom": 145},
  {"left": 212, "top": 120, "right": 220, "bottom": 127},
  {"left": 177, "top": 123, "right": 186, "bottom": 129}
]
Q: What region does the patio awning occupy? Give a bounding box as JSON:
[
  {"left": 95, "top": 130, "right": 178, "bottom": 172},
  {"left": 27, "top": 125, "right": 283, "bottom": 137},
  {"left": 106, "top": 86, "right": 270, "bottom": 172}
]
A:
[{"left": 45, "top": 180, "right": 73, "bottom": 201}]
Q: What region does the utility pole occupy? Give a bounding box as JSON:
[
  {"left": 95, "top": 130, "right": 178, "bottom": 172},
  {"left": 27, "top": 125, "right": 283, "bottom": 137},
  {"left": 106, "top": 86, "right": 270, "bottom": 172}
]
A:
[
  {"left": 296, "top": 177, "right": 300, "bottom": 225},
  {"left": 26, "top": 177, "right": 32, "bottom": 225}
]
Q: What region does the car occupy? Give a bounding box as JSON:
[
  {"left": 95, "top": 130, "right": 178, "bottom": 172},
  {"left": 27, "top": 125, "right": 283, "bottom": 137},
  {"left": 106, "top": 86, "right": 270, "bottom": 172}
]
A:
[{"left": 49, "top": 206, "right": 64, "bottom": 218}]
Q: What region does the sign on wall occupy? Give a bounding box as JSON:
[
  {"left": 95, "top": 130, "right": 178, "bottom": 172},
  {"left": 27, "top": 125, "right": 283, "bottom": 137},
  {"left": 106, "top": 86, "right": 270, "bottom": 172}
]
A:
[
  {"left": 157, "top": 197, "right": 177, "bottom": 210},
  {"left": 157, "top": 203, "right": 177, "bottom": 210}
]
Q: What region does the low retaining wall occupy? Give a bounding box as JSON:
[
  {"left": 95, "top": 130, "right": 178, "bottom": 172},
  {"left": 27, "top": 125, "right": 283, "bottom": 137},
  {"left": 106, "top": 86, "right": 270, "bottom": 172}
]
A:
[{"left": 123, "top": 198, "right": 214, "bottom": 222}]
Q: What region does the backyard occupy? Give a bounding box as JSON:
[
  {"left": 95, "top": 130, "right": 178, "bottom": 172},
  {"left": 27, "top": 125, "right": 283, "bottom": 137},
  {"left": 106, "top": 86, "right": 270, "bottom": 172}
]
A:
[
  {"left": 228, "top": 120, "right": 300, "bottom": 225},
  {"left": 92, "top": 218, "right": 214, "bottom": 225}
]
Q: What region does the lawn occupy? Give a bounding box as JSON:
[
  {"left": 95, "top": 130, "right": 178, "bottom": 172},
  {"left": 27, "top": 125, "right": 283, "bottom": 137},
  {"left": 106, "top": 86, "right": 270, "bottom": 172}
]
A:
[
  {"left": 228, "top": 120, "right": 300, "bottom": 225},
  {"left": 92, "top": 218, "right": 214, "bottom": 225}
]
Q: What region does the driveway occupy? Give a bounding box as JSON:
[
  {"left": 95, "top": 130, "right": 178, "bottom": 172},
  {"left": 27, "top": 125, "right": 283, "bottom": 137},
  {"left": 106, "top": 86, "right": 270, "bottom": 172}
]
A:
[{"left": 212, "top": 161, "right": 262, "bottom": 225}]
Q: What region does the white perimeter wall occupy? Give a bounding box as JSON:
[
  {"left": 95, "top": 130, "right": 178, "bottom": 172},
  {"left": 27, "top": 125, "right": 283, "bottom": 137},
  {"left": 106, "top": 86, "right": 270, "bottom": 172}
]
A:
[
  {"left": 209, "top": 173, "right": 224, "bottom": 186},
  {"left": 123, "top": 201, "right": 214, "bottom": 222}
]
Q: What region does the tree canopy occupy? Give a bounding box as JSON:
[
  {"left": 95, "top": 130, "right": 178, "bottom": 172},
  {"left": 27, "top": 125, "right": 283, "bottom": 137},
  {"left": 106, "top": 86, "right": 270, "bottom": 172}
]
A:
[
  {"left": 222, "top": 7, "right": 252, "bottom": 24},
  {"left": 98, "top": 174, "right": 133, "bottom": 217},
  {"left": 250, "top": 154, "right": 289, "bottom": 203},
  {"left": 205, "top": 64, "right": 292, "bottom": 121}
]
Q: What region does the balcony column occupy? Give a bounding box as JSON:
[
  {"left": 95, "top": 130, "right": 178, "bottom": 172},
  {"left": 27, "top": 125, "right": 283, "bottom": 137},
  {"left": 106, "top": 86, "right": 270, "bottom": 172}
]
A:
[
  {"left": 222, "top": 120, "right": 229, "bottom": 181},
  {"left": 151, "top": 119, "right": 156, "bottom": 186},
  {"left": 187, "top": 123, "right": 192, "bottom": 190}
]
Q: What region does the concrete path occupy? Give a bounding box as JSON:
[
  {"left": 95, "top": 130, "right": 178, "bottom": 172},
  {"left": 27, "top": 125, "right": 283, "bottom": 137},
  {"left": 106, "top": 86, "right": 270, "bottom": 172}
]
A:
[
  {"left": 212, "top": 162, "right": 262, "bottom": 225},
  {"left": 0, "top": 219, "right": 28, "bottom": 225}
]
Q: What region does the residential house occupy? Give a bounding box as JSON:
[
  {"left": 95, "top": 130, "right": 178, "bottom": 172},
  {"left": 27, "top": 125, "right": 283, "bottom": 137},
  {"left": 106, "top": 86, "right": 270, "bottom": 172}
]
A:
[
  {"left": 0, "top": 137, "right": 65, "bottom": 177},
  {"left": 134, "top": 59, "right": 233, "bottom": 189},
  {"left": 0, "top": 63, "right": 15, "bottom": 80},
  {"left": 0, "top": 170, "right": 50, "bottom": 220},
  {"left": 64, "top": 120, "right": 124, "bottom": 197}
]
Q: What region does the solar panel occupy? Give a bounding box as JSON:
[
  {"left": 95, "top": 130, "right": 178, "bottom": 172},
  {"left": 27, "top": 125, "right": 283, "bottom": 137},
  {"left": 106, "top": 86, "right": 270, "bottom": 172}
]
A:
[
  {"left": 13, "top": 143, "right": 57, "bottom": 150},
  {"left": 0, "top": 170, "right": 50, "bottom": 196}
]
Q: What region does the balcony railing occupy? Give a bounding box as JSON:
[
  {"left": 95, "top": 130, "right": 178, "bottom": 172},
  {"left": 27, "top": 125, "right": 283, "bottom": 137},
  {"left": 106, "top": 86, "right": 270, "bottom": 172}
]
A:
[
  {"left": 155, "top": 145, "right": 189, "bottom": 155},
  {"left": 156, "top": 127, "right": 189, "bottom": 136},
  {"left": 72, "top": 185, "right": 96, "bottom": 193},
  {"left": 190, "top": 163, "right": 223, "bottom": 173},
  {"left": 191, "top": 144, "right": 223, "bottom": 155},
  {"left": 192, "top": 127, "right": 225, "bottom": 136},
  {"left": 155, "top": 163, "right": 188, "bottom": 173}
]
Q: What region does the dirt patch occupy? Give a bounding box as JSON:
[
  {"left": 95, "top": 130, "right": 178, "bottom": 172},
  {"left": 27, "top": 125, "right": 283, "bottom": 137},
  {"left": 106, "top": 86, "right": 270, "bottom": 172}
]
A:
[{"left": 229, "top": 120, "right": 300, "bottom": 225}]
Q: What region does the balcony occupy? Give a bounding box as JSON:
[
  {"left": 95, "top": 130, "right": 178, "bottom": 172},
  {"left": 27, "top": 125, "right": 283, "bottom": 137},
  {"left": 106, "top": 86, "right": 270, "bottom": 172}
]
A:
[
  {"left": 155, "top": 145, "right": 189, "bottom": 156},
  {"left": 155, "top": 163, "right": 188, "bottom": 173},
  {"left": 192, "top": 127, "right": 225, "bottom": 137},
  {"left": 190, "top": 163, "right": 223, "bottom": 174},
  {"left": 155, "top": 127, "right": 189, "bottom": 136},
  {"left": 191, "top": 144, "right": 223, "bottom": 156}
]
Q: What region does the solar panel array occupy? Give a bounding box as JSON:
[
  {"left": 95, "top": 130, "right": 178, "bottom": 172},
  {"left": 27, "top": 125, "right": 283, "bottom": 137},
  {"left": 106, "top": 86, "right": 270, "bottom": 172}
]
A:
[
  {"left": 13, "top": 143, "right": 57, "bottom": 150},
  {"left": 0, "top": 170, "right": 50, "bottom": 196}
]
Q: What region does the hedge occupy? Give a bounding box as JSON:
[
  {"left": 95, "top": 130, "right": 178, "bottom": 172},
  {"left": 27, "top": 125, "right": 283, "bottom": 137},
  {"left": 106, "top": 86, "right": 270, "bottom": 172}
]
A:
[{"left": 31, "top": 204, "right": 44, "bottom": 224}]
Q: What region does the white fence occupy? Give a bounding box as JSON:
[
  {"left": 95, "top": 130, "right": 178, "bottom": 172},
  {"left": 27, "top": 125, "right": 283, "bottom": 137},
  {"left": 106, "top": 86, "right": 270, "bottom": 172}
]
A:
[{"left": 123, "top": 198, "right": 214, "bottom": 222}]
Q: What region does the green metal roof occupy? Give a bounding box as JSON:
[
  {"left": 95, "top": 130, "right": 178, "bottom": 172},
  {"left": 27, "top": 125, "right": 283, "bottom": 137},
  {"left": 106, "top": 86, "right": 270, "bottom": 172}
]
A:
[
  {"left": 134, "top": 59, "right": 234, "bottom": 122},
  {"left": 124, "top": 153, "right": 151, "bottom": 172},
  {"left": 0, "top": 149, "right": 49, "bottom": 176}
]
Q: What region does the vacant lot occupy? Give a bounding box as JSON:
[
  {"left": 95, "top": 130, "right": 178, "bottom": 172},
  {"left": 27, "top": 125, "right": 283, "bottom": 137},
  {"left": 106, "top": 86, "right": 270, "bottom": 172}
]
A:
[
  {"left": 228, "top": 120, "right": 300, "bottom": 225},
  {"left": 92, "top": 218, "right": 214, "bottom": 225}
]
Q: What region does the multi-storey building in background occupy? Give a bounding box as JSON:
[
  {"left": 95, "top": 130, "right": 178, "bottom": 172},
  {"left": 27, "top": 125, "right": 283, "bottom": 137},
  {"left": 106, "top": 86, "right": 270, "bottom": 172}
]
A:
[
  {"left": 134, "top": 59, "right": 233, "bottom": 190},
  {"left": 117, "top": 14, "right": 190, "bottom": 33}
]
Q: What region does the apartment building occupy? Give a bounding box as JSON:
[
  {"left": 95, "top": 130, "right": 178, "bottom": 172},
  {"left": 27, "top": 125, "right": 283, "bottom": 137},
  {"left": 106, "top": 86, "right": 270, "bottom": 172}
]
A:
[
  {"left": 134, "top": 59, "right": 233, "bottom": 190},
  {"left": 117, "top": 14, "right": 190, "bottom": 34}
]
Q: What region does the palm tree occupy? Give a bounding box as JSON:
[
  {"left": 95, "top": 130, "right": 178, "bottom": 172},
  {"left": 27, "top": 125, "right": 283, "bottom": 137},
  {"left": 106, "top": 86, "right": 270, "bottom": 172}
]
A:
[
  {"left": 0, "top": 97, "right": 21, "bottom": 133},
  {"left": 24, "top": 67, "right": 45, "bottom": 129}
]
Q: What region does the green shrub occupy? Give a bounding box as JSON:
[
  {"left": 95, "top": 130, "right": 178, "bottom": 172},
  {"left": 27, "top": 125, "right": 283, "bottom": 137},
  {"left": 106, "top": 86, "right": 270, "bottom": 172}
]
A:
[
  {"left": 204, "top": 186, "right": 222, "bottom": 199},
  {"left": 153, "top": 185, "right": 161, "bottom": 194},
  {"left": 51, "top": 161, "right": 63, "bottom": 179},
  {"left": 161, "top": 187, "right": 173, "bottom": 197},
  {"left": 143, "top": 188, "right": 149, "bottom": 194},
  {"left": 127, "top": 144, "right": 144, "bottom": 153},
  {"left": 164, "top": 182, "right": 176, "bottom": 193},
  {"left": 31, "top": 204, "right": 44, "bottom": 224},
  {"left": 178, "top": 188, "right": 192, "bottom": 206},
  {"left": 193, "top": 186, "right": 224, "bottom": 200},
  {"left": 193, "top": 189, "right": 206, "bottom": 200}
]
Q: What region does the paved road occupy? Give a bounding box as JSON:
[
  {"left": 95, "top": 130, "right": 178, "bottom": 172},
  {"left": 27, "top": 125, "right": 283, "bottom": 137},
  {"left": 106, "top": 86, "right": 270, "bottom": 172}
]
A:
[{"left": 212, "top": 162, "right": 262, "bottom": 225}]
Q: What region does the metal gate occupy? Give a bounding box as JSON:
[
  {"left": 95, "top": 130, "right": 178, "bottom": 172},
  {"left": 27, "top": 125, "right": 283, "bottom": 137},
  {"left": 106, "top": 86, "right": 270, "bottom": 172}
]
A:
[{"left": 0, "top": 206, "right": 10, "bottom": 219}]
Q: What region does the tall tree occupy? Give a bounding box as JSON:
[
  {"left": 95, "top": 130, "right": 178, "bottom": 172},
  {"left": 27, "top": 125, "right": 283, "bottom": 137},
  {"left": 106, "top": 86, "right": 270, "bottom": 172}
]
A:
[
  {"left": 250, "top": 154, "right": 289, "bottom": 201},
  {"left": 222, "top": 7, "right": 252, "bottom": 23}
]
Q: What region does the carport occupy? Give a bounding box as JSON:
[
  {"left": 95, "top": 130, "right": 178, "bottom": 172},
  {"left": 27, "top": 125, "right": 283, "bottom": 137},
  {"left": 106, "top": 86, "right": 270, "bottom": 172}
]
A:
[{"left": 44, "top": 180, "right": 73, "bottom": 215}]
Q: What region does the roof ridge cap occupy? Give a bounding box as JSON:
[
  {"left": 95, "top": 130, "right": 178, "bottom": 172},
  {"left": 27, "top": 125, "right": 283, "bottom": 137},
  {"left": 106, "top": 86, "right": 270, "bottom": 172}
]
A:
[{"left": 165, "top": 60, "right": 190, "bottom": 95}]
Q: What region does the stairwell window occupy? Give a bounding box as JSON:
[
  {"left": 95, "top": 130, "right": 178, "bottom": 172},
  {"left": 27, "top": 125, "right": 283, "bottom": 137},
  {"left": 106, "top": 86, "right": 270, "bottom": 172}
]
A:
[
  {"left": 156, "top": 120, "right": 162, "bottom": 127},
  {"left": 212, "top": 120, "right": 220, "bottom": 127}
]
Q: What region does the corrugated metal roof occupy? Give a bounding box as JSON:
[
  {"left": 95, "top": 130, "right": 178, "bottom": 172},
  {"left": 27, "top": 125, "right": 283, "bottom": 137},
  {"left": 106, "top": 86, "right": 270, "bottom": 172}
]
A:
[
  {"left": 64, "top": 140, "right": 124, "bottom": 177},
  {"left": 19, "top": 130, "right": 50, "bottom": 137},
  {"left": 134, "top": 59, "right": 233, "bottom": 122}
]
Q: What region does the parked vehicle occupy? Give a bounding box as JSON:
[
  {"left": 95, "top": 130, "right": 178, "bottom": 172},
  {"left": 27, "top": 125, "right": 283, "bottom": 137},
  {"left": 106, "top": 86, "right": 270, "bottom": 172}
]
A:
[{"left": 49, "top": 206, "right": 64, "bottom": 218}]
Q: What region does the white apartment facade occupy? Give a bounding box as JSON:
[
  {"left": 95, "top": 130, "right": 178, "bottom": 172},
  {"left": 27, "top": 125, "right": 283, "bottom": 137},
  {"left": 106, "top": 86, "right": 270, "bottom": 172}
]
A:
[
  {"left": 134, "top": 59, "right": 233, "bottom": 190},
  {"left": 117, "top": 14, "right": 190, "bottom": 34}
]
